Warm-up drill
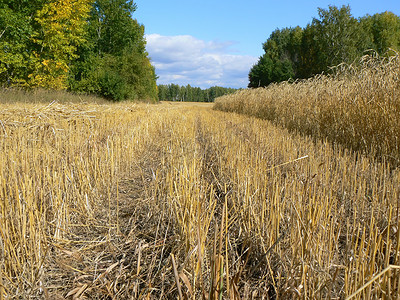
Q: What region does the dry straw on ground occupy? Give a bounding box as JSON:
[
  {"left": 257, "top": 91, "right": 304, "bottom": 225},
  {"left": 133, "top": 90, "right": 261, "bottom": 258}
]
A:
[{"left": 0, "top": 87, "right": 399, "bottom": 298}]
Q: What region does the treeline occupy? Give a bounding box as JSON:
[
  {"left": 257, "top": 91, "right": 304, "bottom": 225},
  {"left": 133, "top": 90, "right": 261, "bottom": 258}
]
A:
[
  {"left": 0, "top": 0, "right": 157, "bottom": 101},
  {"left": 249, "top": 5, "right": 400, "bottom": 87},
  {"left": 158, "top": 84, "right": 238, "bottom": 102}
]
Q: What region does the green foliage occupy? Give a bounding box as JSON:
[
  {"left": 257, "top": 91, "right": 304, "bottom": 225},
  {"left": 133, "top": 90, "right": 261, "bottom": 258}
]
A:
[
  {"left": 30, "top": 0, "right": 93, "bottom": 89},
  {"left": 249, "top": 5, "right": 400, "bottom": 87},
  {"left": 312, "top": 5, "right": 361, "bottom": 72},
  {"left": 0, "top": 1, "right": 38, "bottom": 85},
  {"left": 88, "top": 0, "right": 143, "bottom": 55},
  {"left": 249, "top": 27, "right": 301, "bottom": 87},
  {"left": 1, "top": 0, "right": 93, "bottom": 89},
  {"left": 69, "top": 50, "right": 157, "bottom": 101},
  {"left": 68, "top": 0, "right": 157, "bottom": 101},
  {"left": 158, "top": 84, "right": 238, "bottom": 102},
  {"left": 0, "top": 0, "right": 157, "bottom": 101},
  {"left": 361, "top": 11, "right": 400, "bottom": 54}
]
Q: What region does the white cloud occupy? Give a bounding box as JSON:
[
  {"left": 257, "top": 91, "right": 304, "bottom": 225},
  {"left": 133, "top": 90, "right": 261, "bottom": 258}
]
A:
[{"left": 145, "top": 34, "right": 258, "bottom": 88}]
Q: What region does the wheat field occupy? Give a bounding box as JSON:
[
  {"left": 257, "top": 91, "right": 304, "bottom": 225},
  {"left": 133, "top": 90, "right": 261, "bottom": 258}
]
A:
[
  {"left": 215, "top": 52, "right": 400, "bottom": 167},
  {"left": 0, "top": 93, "right": 399, "bottom": 299}
]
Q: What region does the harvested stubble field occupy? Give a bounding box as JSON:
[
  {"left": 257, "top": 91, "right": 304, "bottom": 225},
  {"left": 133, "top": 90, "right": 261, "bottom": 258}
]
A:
[{"left": 0, "top": 96, "right": 399, "bottom": 299}]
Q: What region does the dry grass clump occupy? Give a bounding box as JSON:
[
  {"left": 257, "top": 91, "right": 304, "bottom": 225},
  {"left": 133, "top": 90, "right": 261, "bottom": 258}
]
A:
[
  {"left": 214, "top": 51, "right": 400, "bottom": 166},
  {"left": 1, "top": 97, "right": 399, "bottom": 299},
  {"left": 0, "top": 88, "right": 109, "bottom": 104}
]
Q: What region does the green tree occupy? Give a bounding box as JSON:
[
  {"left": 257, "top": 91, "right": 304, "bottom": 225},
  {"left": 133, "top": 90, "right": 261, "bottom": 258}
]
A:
[
  {"left": 249, "top": 27, "right": 302, "bottom": 87},
  {"left": 311, "top": 5, "right": 365, "bottom": 73},
  {"left": 0, "top": 0, "right": 157, "bottom": 100},
  {"left": 157, "top": 84, "right": 237, "bottom": 102},
  {"left": 248, "top": 55, "right": 274, "bottom": 87},
  {"left": 0, "top": 4, "right": 31, "bottom": 85},
  {"left": 0, "top": 0, "right": 45, "bottom": 86},
  {"left": 69, "top": 0, "right": 157, "bottom": 101},
  {"left": 157, "top": 84, "right": 168, "bottom": 100},
  {"left": 1, "top": 0, "right": 93, "bottom": 89},
  {"left": 249, "top": 5, "right": 389, "bottom": 87},
  {"left": 361, "top": 12, "right": 400, "bottom": 54},
  {"left": 179, "top": 85, "right": 187, "bottom": 101},
  {"left": 87, "top": 0, "right": 142, "bottom": 55},
  {"left": 185, "top": 84, "right": 193, "bottom": 101},
  {"left": 298, "top": 23, "right": 320, "bottom": 78}
]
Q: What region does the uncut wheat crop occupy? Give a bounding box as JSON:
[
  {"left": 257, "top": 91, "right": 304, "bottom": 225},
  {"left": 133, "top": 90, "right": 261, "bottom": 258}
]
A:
[
  {"left": 215, "top": 51, "right": 400, "bottom": 168},
  {"left": 0, "top": 94, "right": 399, "bottom": 299}
]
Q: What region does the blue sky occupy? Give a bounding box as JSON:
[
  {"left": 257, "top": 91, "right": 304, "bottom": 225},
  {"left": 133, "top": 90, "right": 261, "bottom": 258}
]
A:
[{"left": 135, "top": 0, "right": 400, "bottom": 88}]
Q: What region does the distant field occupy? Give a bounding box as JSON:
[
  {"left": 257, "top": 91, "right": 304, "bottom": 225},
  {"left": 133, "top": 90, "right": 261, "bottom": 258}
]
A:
[{"left": 0, "top": 97, "right": 399, "bottom": 298}]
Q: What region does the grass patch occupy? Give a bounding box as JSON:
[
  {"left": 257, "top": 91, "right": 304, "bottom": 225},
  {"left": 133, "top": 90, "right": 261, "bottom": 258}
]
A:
[{"left": 0, "top": 88, "right": 111, "bottom": 104}]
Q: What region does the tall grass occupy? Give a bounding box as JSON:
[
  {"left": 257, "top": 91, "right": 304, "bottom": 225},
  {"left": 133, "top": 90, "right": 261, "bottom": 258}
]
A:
[
  {"left": 0, "top": 88, "right": 108, "bottom": 104},
  {"left": 214, "top": 51, "right": 400, "bottom": 166},
  {"left": 0, "top": 94, "right": 399, "bottom": 298}
]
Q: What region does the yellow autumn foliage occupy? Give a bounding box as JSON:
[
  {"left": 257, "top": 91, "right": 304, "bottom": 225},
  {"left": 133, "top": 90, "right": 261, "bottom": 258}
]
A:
[{"left": 28, "top": 0, "right": 94, "bottom": 89}]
